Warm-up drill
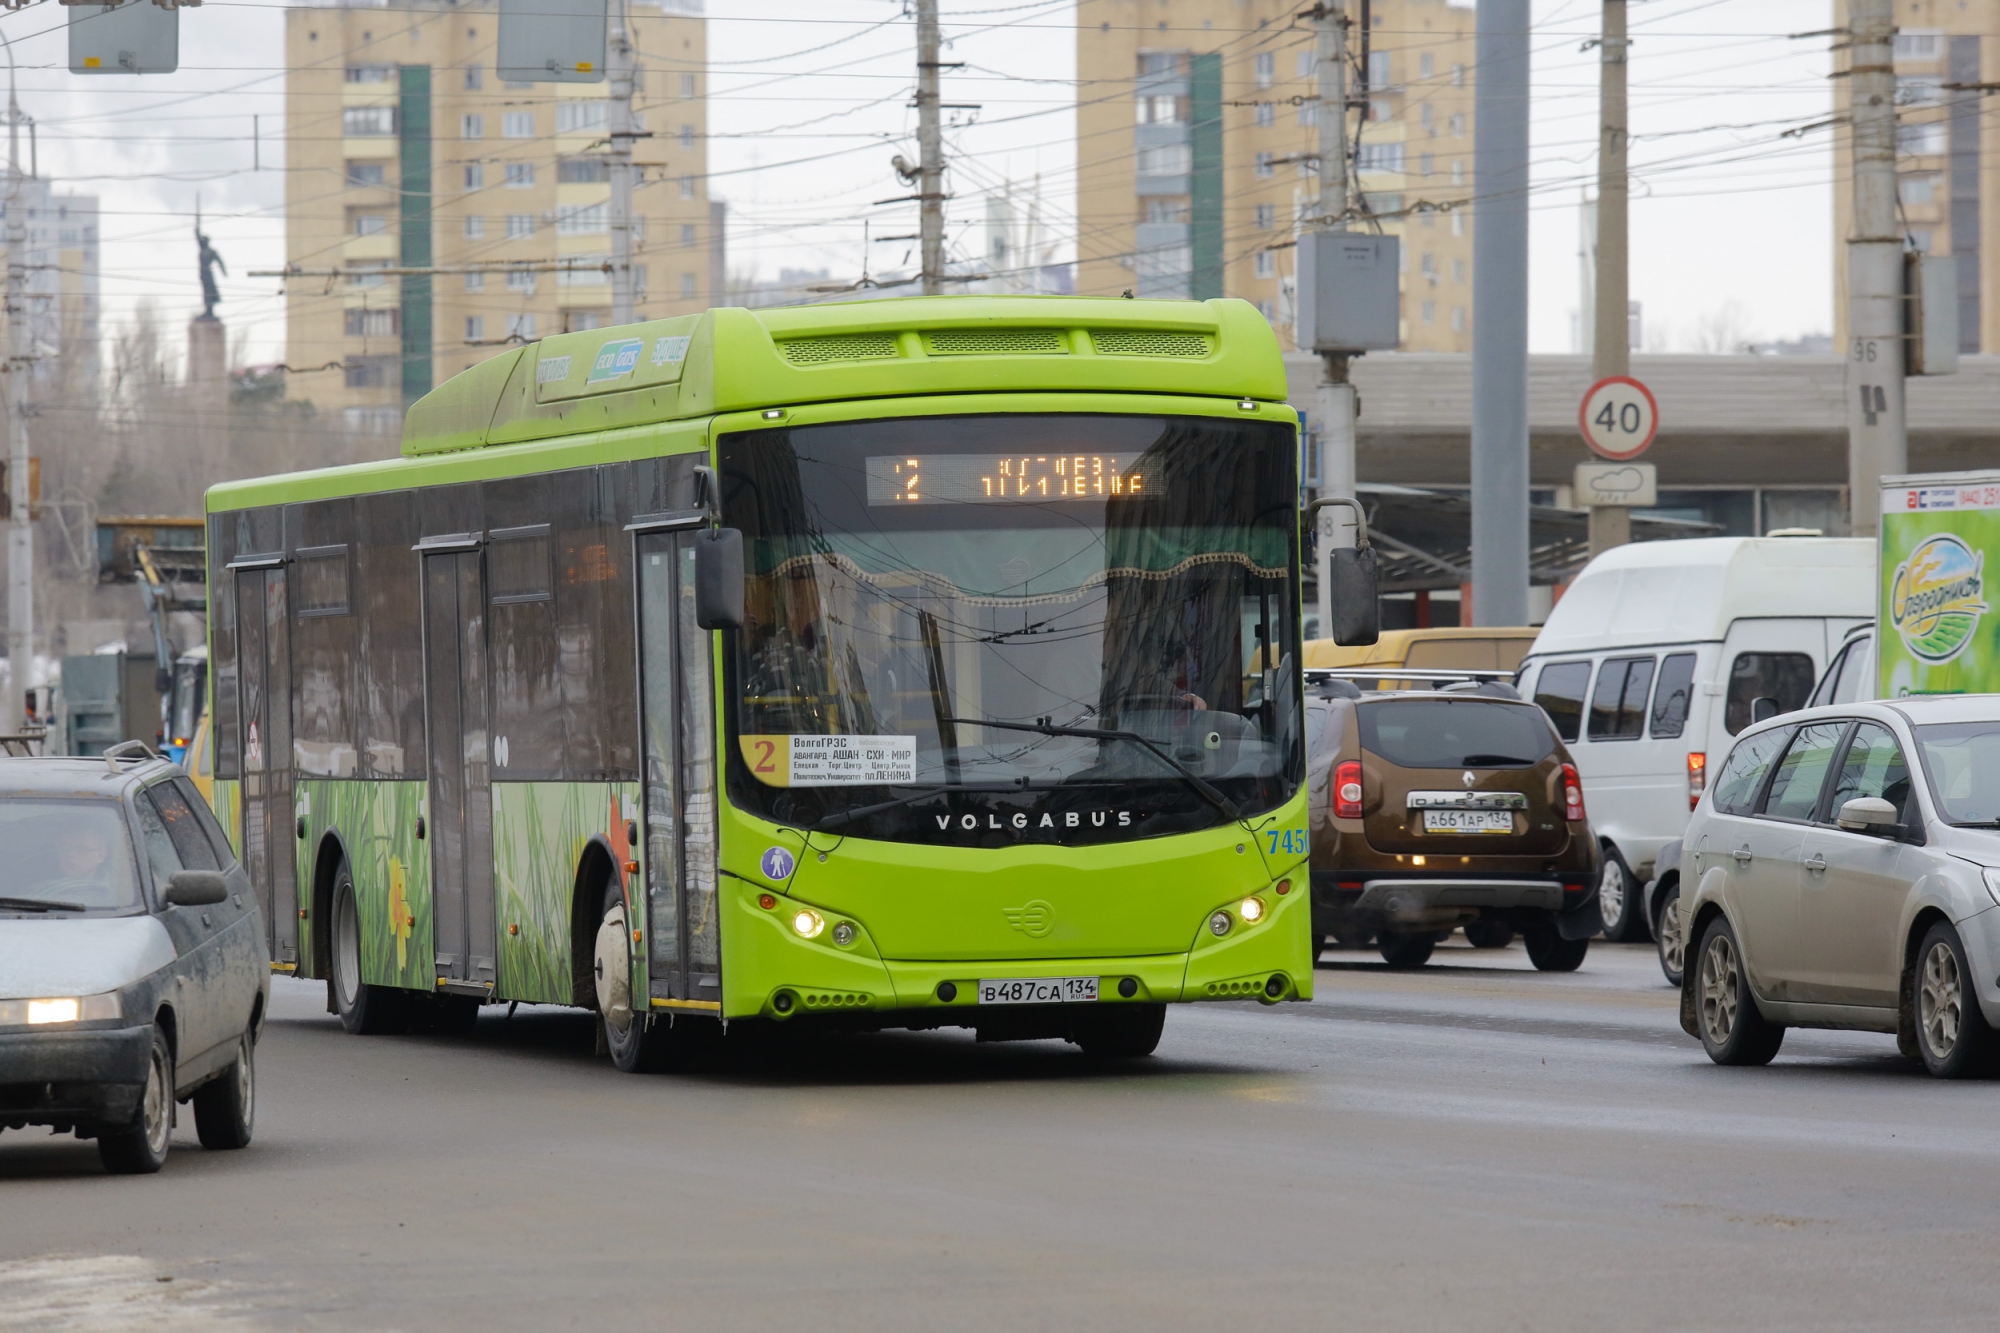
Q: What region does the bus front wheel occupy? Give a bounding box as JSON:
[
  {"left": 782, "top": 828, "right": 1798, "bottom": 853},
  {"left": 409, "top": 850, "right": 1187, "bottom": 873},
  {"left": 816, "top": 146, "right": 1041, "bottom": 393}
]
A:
[{"left": 596, "top": 887, "right": 674, "bottom": 1073}]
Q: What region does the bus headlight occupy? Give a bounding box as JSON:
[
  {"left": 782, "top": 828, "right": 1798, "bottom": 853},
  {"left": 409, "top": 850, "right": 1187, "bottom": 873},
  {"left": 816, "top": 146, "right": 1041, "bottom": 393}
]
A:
[
  {"left": 1209, "top": 910, "right": 1233, "bottom": 937},
  {"left": 1239, "top": 896, "right": 1266, "bottom": 924},
  {"left": 791, "top": 909, "right": 825, "bottom": 939}
]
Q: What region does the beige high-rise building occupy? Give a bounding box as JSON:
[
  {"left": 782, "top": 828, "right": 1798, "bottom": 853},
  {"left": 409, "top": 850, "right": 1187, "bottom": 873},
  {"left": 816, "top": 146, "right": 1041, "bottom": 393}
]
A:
[
  {"left": 1833, "top": 1, "right": 1998, "bottom": 354},
  {"left": 1075, "top": 0, "right": 1475, "bottom": 352},
  {"left": 284, "top": 0, "right": 717, "bottom": 434}
]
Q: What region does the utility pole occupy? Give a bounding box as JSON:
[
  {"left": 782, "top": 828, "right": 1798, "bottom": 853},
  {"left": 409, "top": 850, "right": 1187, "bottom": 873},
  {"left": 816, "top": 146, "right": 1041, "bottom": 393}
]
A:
[
  {"left": 1588, "top": 0, "right": 1630, "bottom": 556},
  {"left": 1470, "top": 0, "right": 1531, "bottom": 627},
  {"left": 1845, "top": 0, "right": 1902, "bottom": 537},
  {"left": 2, "top": 76, "right": 29, "bottom": 737},
  {"left": 916, "top": 0, "right": 945, "bottom": 294},
  {"left": 1312, "top": 0, "right": 1354, "bottom": 643},
  {"left": 607, "top": 2, "right": 637, "bottom": 324}
]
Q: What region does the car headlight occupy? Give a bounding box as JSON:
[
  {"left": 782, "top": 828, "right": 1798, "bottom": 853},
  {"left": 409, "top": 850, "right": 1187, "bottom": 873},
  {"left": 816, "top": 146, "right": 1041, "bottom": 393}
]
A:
[
  {"left": 1982, "top": 867, "right": 2000, "bottom": 908},
  {"left": 1, "top": 992, "right": 121, "bottom": 1025}
]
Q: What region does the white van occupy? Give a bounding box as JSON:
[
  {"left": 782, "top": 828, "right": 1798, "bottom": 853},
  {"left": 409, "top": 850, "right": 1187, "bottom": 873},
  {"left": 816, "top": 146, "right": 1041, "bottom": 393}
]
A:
[{"left": 1515, "top": 537, "right": 1874, "bottom": 943}]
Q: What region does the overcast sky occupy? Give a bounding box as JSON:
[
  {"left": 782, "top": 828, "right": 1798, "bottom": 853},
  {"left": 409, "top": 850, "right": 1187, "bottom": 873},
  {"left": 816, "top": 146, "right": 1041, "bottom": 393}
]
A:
[{"left": 0, "top": 0, "right": 1837, "bottom": 371}]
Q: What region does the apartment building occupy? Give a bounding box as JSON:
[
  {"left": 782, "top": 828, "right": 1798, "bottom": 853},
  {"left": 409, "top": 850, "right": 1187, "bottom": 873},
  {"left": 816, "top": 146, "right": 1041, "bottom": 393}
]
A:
[
  {"left": 1076, "top": 0, "right": 1475, "bottom": 351},
  {"left": 284, "top": 0, "right": 716, "bottom": 433},
  {"left": 1833, "top": 1, "right": 1997, "bottom": 353},
  {"left": 1, "top": 181, "right": 99, "bottom": 398}
]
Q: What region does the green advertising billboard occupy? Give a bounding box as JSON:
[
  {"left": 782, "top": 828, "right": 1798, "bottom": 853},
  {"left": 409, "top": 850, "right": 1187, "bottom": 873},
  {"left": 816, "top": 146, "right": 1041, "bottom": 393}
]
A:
[{"left": 1880, "top": 473, "right": 2000, "bottom": 697}]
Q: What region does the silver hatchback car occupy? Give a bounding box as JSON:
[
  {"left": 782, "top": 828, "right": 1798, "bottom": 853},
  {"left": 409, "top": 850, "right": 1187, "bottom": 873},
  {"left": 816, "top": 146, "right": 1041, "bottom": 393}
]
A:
[{"left": 1678, "top": 695, "right": 2000, "bottom": 1077}]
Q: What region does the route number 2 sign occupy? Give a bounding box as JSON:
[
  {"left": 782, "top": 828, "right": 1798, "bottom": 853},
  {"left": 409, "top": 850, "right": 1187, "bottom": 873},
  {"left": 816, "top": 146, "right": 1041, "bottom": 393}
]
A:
[{"left": 1578, "top": 375, "right": 1660, "bottom": 461}]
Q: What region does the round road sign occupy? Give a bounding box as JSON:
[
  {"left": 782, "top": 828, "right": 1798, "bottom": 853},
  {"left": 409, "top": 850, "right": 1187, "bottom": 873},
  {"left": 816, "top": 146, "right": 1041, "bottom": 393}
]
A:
[{"left": 1578, "top": 375, "right": 1660, "bottom": 461}]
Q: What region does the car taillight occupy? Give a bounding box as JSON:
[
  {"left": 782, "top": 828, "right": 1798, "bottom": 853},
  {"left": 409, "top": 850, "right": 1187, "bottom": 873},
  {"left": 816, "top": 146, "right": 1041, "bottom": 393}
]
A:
[
  {"left": 1686, "top": 752, "right": 1707, "bottom": 811},
  {"left": 1334, "top": 760, "right": 1364, "bottom": 820},
  {"left": 1561, "top": 763, "right": 1585, "bottom": 822}
]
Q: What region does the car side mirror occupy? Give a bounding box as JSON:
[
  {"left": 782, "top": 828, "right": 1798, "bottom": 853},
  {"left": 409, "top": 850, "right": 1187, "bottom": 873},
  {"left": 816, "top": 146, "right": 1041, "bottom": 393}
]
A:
[
  {"left": 693, "top": 527, "right": 744, "bottom": 630},
  {"left": 1750, "top": 695, "right": 1782, "bottom": 724},
  {"left": 1835, "top": 796, "right": 1899, "bottom": 835},
  {"left": 164, "top": 869, "right": 228, "bottom": 907}
]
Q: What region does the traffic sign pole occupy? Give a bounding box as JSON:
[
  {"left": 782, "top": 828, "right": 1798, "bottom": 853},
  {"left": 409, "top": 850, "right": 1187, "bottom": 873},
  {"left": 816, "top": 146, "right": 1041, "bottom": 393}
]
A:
[{"left": 1578, "top": 374, "right": 1658, "bottom": 560}]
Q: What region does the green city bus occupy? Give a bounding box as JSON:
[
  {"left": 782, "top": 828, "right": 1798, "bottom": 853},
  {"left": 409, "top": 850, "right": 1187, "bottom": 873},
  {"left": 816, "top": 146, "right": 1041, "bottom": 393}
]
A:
[{"left": 205, "top": 295, "right": 1331, "bottom": 1067}]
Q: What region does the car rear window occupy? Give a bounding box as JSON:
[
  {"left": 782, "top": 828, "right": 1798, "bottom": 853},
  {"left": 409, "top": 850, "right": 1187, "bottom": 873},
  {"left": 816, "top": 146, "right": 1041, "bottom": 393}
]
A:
[
  {"left": 1588, "top": 656, "right": 1655, "bottom": 741},
  {"left": 1357, "top": 699, "right": 1557, "bottom": 770},
  {"left": 1532, "top": 661, "right": 1591, "bottom": 742}
]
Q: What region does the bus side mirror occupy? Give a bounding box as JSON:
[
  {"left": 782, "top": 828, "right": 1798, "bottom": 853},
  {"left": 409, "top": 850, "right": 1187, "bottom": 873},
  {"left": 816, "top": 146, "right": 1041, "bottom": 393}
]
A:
[
  {"left": 694, "top": 528, "right": 745, "bottom": 630},
  {"left": 1327, "top": 544, "right": 1381, "bottom": 647}
]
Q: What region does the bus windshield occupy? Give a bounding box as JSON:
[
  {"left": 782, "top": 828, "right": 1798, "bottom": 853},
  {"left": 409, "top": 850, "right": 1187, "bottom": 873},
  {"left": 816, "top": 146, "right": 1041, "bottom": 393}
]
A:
[{"left": 718, "top": 412, "right": 1301, "bottom": 845}]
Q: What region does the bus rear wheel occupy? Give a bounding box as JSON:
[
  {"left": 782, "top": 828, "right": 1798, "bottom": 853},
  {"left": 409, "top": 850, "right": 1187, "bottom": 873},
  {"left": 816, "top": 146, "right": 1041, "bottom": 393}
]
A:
[
  {"left": 332, "top": 866, "right": 409, "bottom": 1035},
  {"left": 1069, "top": 1003, "right": 1166, "bottom": 1059},
  {"left": 596, "top": 887, "right": 675, "bottom": 1073}
]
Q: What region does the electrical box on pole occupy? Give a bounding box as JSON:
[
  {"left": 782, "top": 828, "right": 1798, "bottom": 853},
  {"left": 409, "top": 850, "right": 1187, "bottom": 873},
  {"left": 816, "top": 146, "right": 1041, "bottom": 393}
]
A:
[
  {"left": 497, "top": 0, "right": 608, "bottom": 84},
  {"left": 1906, "top": 252, "right": 1960, "bottom": 378},
  {"left": 1295, "top": 231, "right": 1401, "bottom": 354},
  {"left": 69, "top": 4, "right": 180, "bottom": 76}
]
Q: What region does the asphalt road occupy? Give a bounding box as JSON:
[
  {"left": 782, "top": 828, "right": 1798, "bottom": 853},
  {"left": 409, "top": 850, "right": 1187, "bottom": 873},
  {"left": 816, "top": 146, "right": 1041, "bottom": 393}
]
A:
[{"left": 5, "top": 938, "right": 2000, "bottom": 1331}]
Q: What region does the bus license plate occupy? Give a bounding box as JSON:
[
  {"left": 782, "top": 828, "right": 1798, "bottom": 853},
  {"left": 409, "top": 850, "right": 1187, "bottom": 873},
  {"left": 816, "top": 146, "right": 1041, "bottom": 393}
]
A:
[
  {"left": 978, "top": 976, "right": 1099, "bottom": 1005},
  {"left": 1423, "top": 810, "right": 1514, "bottom": 834}
]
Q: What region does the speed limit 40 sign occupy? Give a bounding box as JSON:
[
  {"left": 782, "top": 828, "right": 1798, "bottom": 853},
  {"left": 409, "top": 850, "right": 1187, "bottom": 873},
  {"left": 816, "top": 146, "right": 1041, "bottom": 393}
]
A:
[{"left": 1578, "top": 375, "right": 1659, "bottom": 461}]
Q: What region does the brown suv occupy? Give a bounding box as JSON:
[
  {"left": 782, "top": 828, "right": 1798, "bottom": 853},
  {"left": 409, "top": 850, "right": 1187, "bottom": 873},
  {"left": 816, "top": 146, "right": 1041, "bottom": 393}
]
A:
[{"left": 1305, "top": 677, "right": 1604, "bottom": 969}]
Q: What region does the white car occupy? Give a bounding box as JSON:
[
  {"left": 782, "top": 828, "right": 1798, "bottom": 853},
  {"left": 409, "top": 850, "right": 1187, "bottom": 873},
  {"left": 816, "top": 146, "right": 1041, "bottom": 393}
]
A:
[
  {"left": 0, "top": 748, "right": 267, "bottom": 1171},
  {"left": 1678, "top": 695, "right": 2000, "bottom": 1077}
]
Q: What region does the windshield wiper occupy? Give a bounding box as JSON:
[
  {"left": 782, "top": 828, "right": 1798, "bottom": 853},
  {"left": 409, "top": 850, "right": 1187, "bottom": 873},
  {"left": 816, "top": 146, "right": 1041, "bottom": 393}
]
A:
[
  {"left": 812, "top": 787, "right": 957, "bottom": 832},
  {"left": 0, "top": 895, "right": 85, "bottom": 912},
  {"left": 1949, "top": 819, "right": 2000, "bottom": 828},
  {"left": 1461, "top": 753, "right": 1535, "bottom": 766},
  {"left": 944, "top": 717, "right": 1243, "bottom": 822}
]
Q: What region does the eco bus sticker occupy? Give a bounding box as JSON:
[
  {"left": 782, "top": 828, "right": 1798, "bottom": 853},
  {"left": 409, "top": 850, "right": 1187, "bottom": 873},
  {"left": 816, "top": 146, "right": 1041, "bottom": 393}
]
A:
[
  {"left": 651, "top": 335, "right": 691, "bottom": 365},
  {"left": 587, "top": 337, "right": 645, "bottom": 383},
  {"left": 1890, "top": 534, "right": 1988, "bottom": 664}
]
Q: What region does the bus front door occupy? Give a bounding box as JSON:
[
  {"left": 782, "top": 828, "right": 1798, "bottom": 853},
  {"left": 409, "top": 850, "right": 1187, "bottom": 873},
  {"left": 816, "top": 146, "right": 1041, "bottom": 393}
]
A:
[
  {"left": 235, "top": 565, "right": 299, "bottom": 968},
  {"left": 635, "top": 528, "right": 722, "bottom": 1008},
  {"left": 423, "top": 548, "right": 498, "bottom": 993}
]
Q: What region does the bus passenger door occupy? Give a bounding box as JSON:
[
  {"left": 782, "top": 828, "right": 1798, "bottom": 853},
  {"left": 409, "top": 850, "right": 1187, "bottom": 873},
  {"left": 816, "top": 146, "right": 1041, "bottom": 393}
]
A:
[
  {"left": 423, "top": 548, "right": 498, "bottom": 992},
  {"left": 234, "top": 564, "right": 298, "bottom": 968},
  {"left": 635, "top": 528, "right": 722, "bottom": 1007}
]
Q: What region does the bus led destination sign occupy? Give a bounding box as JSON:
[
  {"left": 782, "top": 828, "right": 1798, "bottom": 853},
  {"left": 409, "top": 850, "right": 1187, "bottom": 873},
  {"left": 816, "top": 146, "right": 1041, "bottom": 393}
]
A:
[{"left": 865, "top": 454, "right": 1147, "bottom": 505}]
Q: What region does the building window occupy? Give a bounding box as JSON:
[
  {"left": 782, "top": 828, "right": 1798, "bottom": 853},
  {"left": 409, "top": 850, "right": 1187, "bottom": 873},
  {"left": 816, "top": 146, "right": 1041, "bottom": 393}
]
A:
[
  {"left": 505, "top": 163, "right": 535, "bottom": 189},
  {"left": 1254, "top": 203, "right": 1274, "bottom": 230},
  {"left": 1898, "top": 75, "right": 1944, "bottom": 106},
  {"left": 1297, "top": 50, "right": 1314, "bottom": 78},
  {"left": 464, "top": 271, "right": 485, "bottom": 291},
  {"left": 506, "top": 314, "right": 537, "bottom": 340},
  {"left": 1137, "top": 94, "right": 1181, "bottom": 125},
  {"left": 679, "top": 73, "right": 696, "bottom": 98},
  {"left": 1420, "top": 251, "right": 1436, "bottom": 279},
  {"left": 1369, "top": 98, "right": 1392, "bottom": 122},
  {"left": 556, "top": 203, "right": 607, "bottom": 235},
  {"left": 502, "top": 111, "right": 535, "bottom": 139},
  {"left": 1451, "top": 159, "right": 1465, "bottom": 185},
  {"left": 566, "top": 310, "right": 605, "bottom": 332},
  {"left": 464, "top": 63, "right": 483, "bottom": 91},
  {"left": 343, "top": 405, "right": 402, "bottom": 434},
  {"left": 345, "top": 161, "right": 385, "bottom": 187},
  {"left": 1254, "top": 152, "right": 1274, "bottom": 179},
  {"left": 556, "top": 101, "right": 608, "bottom": 134},
  {"left": 680, "top": 223, "right": 697, "bottom": 247},
  {"left": 1894, "top": 31, "right": 1942, "bottom": 62},
  {"left": 1145, "top": 200, "right": 1187, "bottom": 223},
  {"left": 1421, "top": 300, "right": 1435, "bottom": 324},
  {"left": 1258, "top": 299, "right": 1276, "bottom": 322},
  {"left": 344, "top": 65, "right": 393, "bottom": 84},
  {"left": 1254, "top": 250, "right": 1276, "bottom": 279},
  {"left": 465, "top": 315, "right": 485, "bottom": 341},
  {"left": 1452, "top": 63, "right": 1466, "bottom": 88},
  {"left": 1452, "top": 257, "right": 1466, "bottom": 283},
  {"left": 680, "top": 174, "right": 696, "bottom": 199},
  {"left": 349, "top": 211, "right": 388, "bottom": 236},
  {"left": 1254, "top": 101, "right": 1274, "bottom": 128},
  {"left": 1421, "top": 104, "right": 1434, "bottom": 133},
  {"left": 1419, "top": 53, "right": 1434, "bottom": 79},
  {"left": 635, "top": 264, "right": 648, "bottom": 296},
  {"left": 343, "top": 355, "right": 396, "bottom": 388},
  {"left": 1254, "top": 52, "right": 1274, "bottom": 88},
  {"left": 1449, "top": 113, "right": 1466, "bottom": 137},
  {"left": 1898, "top": 121, "right": 1948, "bottom": 157},
  {"left": 1141, "top": 51, "right": 1177, "bottom": 77},
  {"left": 1298, "top": 100, "right": 1315, "bottom": 127},
  {"left": 1900, "top": 174, "right": 1939, "bottom": 207},
  {"left": 1451, "top": 211, "right": 1465, "bottom": 236},
  {"left": 560, "top": 256, "right": 608, "bottom": 287},
  {"left": 1419, "top": 152, "right": 1433, "bottom": 177},
  {"left": 506, "top": 214, "right": 536, "bottom": 238},
  {"left": 1450, "top": 306, "right": 1465, "bottom": 332},
  {"left": 344, "top": 307, "right": 399, "bottom": 338},
  {"left": 680, "top": 123, "right": 695, "bottom": 148},
  {"left": 1357, "top": 143, "right": 1404, "bottom": 173},
  {"left": 1909, "top": 227, "right": 1935, "bottom": 252},
  {"left": 464, "top": 163, "right": 484, "bottom": 189},
  {"left": 346, "top": 262, "right": 389, "bottom": 288},
  {"left": 506, "top": 269, "right": 535, "bottom": 293},
  {"left": 681, "top": 272, "right": 697, "bottom": 299},
  {"left": 461, "top": 113, "right": 484, "bottom": 139},
  {"left": 1368, "top": 52, "right": 1391, "bottom": 88},
  {"left": 342, "top": 106, "right": 396, "bottom": 137},
  {"left": 557, "top": 157, "right": 609, "bottom": 183},
  {"left": 1138, "top": 144, "right": 1193, "bottom": 176},
  {"left": 464, "top": 216, "right": 486, "bottom": 240}
]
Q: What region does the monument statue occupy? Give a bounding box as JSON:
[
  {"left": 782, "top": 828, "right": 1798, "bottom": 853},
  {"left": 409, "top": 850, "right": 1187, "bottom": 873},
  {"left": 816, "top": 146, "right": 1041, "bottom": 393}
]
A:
[{"left": 195, "top": 211, "right": 225, "bottom": 320}]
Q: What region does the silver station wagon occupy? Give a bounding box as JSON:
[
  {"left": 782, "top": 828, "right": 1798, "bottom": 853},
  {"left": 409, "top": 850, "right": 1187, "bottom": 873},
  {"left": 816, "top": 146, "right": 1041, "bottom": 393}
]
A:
[
  {"left": 0, "top": 747, "right": 266, "bottom": 1172},
  {"left": 1679, "top": 696, "right": 2000, "bottom": 1078}
]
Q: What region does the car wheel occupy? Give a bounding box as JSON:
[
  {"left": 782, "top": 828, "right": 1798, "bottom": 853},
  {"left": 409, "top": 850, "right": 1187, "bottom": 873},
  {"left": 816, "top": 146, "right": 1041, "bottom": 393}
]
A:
[
  {"left": 598, "top": 886, "right": 676, "bottom": 1073},
  {"left": 1654, "top": 885, "right": 1686, "bottom": 988},
  {"left": 1695, "top": 915, "right": 1784, "bottom": 1066},
  {"left": 1523, "top": 922, "right": 1589, "bottom": 972},
  {"left": 1913, "top": 921, "right": 1997, "bottom": 1079},
  {"left": 1070, "top": 1003, "right": 1167, "bottom": 1058},
  {"left": 332, "top": 865, "right": 409, "bottom": 1035},
  {"left": 1464, "top": 920, "right": 1514, "bottom": 949},
  {"left": 1597, "top": 851, "right": 1647, "bottom": 943},
  {"left": 192, "top": 1025, "right": 255, "bottom": 1150},
  {"left": 99, "top": 1026, "right": 173, "bottom": 1175},
  {"left": 1377, "top": 930, "right": 1435, "bottom": 968}
]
